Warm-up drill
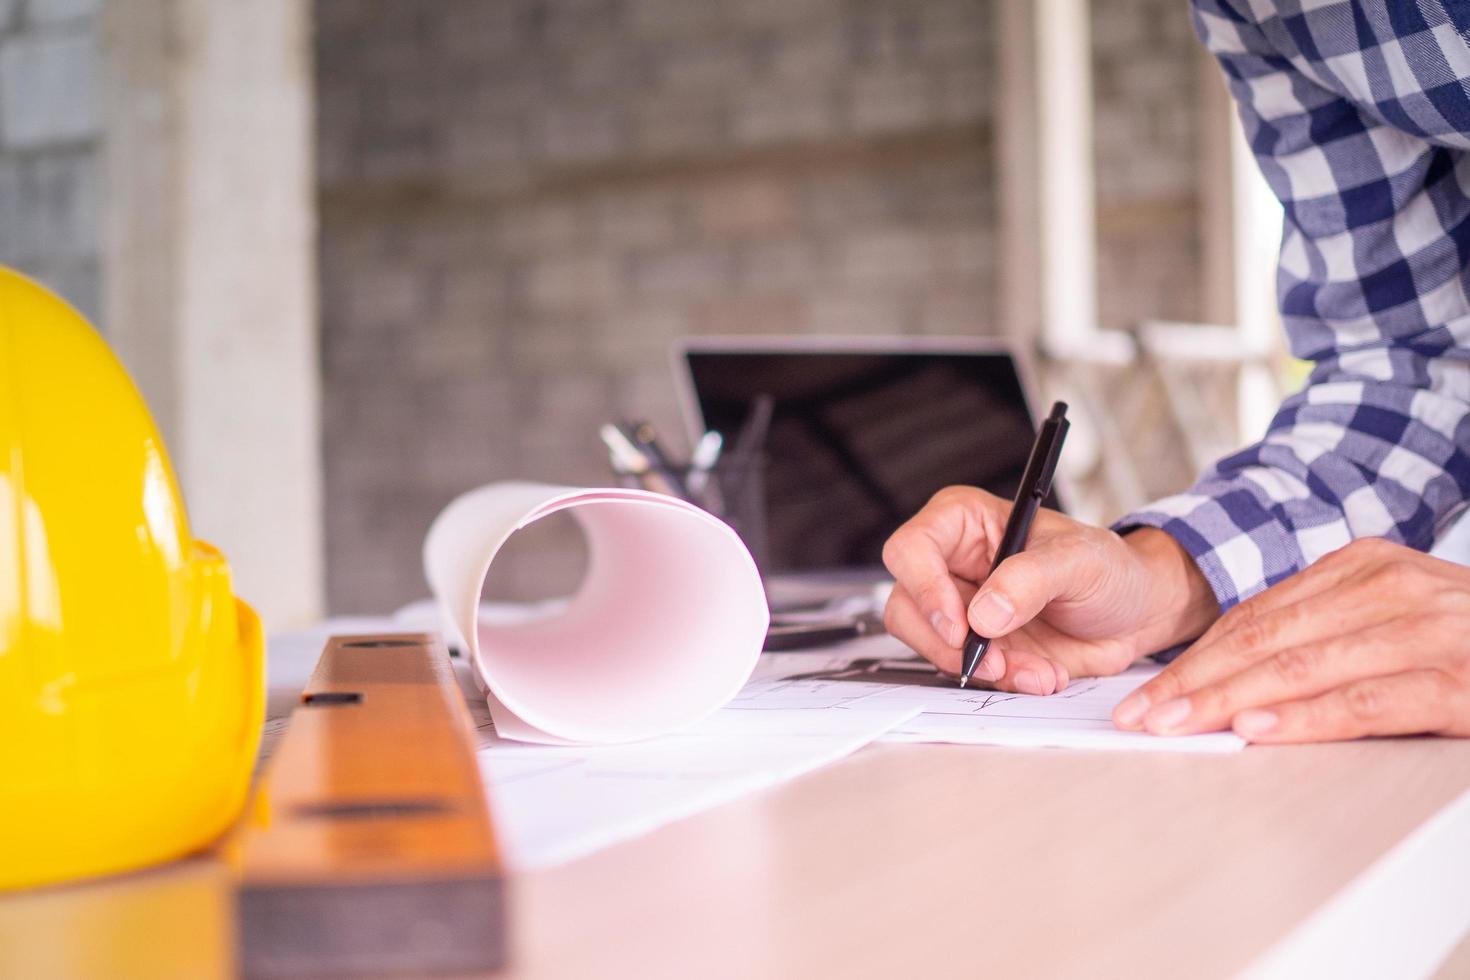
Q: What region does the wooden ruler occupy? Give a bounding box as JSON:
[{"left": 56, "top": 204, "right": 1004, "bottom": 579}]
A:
[{"left": 237, "top": 633, "right": 505, "bottom": 977}]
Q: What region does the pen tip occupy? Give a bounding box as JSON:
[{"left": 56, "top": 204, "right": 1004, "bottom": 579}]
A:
[{"left": 957, "top": 673, "right": 970, "bottom": 690}]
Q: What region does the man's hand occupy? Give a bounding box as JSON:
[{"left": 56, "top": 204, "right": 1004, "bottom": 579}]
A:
[
  {"left": 881, "top": 486, "right": 1218, "bottom": 694},
  {"left": 1113, "top": 537, "right": 1470, "bottom": 742}
]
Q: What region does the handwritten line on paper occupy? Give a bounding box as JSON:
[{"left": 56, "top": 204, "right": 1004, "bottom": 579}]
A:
[{"left": 742, "top": 640, "right": 1246, "bottom": 753}]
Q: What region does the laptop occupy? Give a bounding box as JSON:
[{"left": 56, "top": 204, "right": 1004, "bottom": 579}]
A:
[{"left": 674, "top": 336, "right": 1056, "bottom": 609}]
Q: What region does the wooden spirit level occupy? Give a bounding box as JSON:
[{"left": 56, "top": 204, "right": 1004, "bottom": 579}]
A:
[{"left": 237, "top": 633, "right": 505, "bottom": 977}]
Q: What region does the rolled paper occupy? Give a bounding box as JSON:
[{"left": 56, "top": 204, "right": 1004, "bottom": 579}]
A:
[{"left": 424, "top": 483, "right": 770, "bottom": 744}]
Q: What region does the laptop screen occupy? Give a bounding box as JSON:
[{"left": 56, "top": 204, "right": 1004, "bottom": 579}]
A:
[{"left": 682, "top": 343, "right": 1048, "bottom": 574}]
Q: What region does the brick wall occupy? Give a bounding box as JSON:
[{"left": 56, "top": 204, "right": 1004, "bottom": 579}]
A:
[
  {"left": 316, "top": 0, "right": 999, "bottom": 611},
  {"left": 315, "top": 0, "right": 1209, "bottom": 612},
  {"left": 0, "top": 0, "right": 101, "bottom": 323}
]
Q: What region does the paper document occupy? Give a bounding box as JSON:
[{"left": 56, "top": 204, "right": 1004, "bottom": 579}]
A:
[
  {"left": 743, "top": 637, "right": 1246, "bottom": 753},
  {"left": 424, "top": 482, "right": 769, "bottom": 745},
  {"left": 266, "top": 615, "right": 1239, "bottom": 875},
  {"left": 459, "top": 662, "right": 916, "bottom": 870}
]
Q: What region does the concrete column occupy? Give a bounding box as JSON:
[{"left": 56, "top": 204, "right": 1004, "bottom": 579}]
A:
[
  {"left": 996, "top": 0, "right": 1133, "bottom": 365},
  {"left": 1196, "top": 43, "right": 1236, "bottom": 330},
  {"left": 995, "top": 0, "right": 1144, "bottom": 521},
  {"left": 103, "top": 0, "right": 322, "bottom": 629}
]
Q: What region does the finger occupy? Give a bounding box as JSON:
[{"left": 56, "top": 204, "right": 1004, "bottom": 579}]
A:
[
  {"left": 1230, "top": 670, "right": 1462, "bottom": 743},
  {"left": 1113, "top": 558, "right": 1373, "bottom": 730},
  {"left": 881, "top": 533, "right": 968, "bottom": 649},
  {"left": 983, "top": 636, "right": 1061, "bottom": 695},
  {"left": 1139, "top": 624, "right": 1411, "bottom": 736},
  {"left": 998, "top": 616, "right": 1138, "bottom": 686},
  {"left": 883, "top": 581, "right": 1004, "bottom": 681},
  {"left": 1129, "top": 592, "right": 1413, "bottom": 733},
  {"left": 882, "top": 494, "right": 996, "bottom": 649},
  {"left": 884, "top": 584, "right": 1063, "bottom": 693}
]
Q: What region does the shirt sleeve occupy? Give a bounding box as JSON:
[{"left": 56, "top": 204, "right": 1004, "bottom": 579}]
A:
[{"left": 1119, "top": 0, "right": 1470, "bottom": 610}]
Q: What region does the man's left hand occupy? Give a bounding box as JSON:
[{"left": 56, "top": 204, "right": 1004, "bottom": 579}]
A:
[{"left": 1111, "top": 537, "right": 1470, "bottom": 743}]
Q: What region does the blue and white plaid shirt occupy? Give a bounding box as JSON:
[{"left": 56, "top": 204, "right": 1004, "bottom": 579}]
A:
[{"left": 1122, "top": 0, "right": 1470, "bottom": 609}]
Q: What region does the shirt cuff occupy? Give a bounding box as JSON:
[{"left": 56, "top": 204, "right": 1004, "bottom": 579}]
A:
[{"left": 1113, "top": 485, "right": 1306, "bottom": 614}]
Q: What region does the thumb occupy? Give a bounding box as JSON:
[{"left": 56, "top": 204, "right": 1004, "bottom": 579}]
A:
[{"left": 967, "top": 550, "right": 1070, "bottom": 638}]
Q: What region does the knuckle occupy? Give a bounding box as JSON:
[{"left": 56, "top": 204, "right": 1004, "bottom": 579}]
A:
[
  {"left": 912, "top": 578, "right": 944, "bottom": 611},
  {"left": 1431, "top": 610, "right": 1464, "bottom": 640},
  {"left": 1189, "top": 684, "right": 1222, "bottom": 716},
  {"left": 1370, "top": 558, "right": 1419, "bottom": 592},
  {"left": 1236, "top": 618, "right": 1269, "bottom": 655},
  {"left": 1143, "top": 662, "right": 1186, "bottom": 700},
  {"left": 1348, "top": 536, "right": 1392, "bottom": 559},
  {"left": 1449, "top": 636, "right": 1470, "bottom": 673},
  {"left": 928, "top": 485, "right": 976, "bottom": 509},
  {"left": 1226, "top": 605, "right": 1271, "bottom": 657},
  {"left": 1141, "top": 678, "right": 1175, "bottom": 704},
  {"left": 1191, "top": 616, "right": 1230, "bottom": 649},
  {"left": 1436, "top": 589, "right": 1470, "bottom": 618},
  {"left": 1272, "top": 646, "right": 1319, "bottom": 686},
  {"left": 1433, "top": 672, "right": 1470, "bottom": 731},
  {"left": 1425, "top": 670, "right": 1470, "bottom": 734},
  {"left": 1345, "top": 683, "right": 1386, "bottom": 723}
]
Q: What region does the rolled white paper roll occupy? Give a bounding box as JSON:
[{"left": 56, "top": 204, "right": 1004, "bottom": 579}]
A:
[{"left": 424, "top": 482, "right": 770, "bottom": 744}]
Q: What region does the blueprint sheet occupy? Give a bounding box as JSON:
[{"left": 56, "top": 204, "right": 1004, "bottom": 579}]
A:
[
  {"left": 746, "top": 636, "right": 1245, "bottom": 754},
  {"left": 459, "top": 660, "right": 918, "bottom": 870},
  {"left": 268, "top": 618, "right": 1240, "bottom": 875}
]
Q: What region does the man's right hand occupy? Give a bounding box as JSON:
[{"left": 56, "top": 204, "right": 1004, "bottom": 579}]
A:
[{"left": 880, "top": 486, "right": 1219, "bottom": 694}]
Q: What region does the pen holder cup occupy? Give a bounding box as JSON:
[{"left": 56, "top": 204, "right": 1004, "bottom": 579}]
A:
[{"left": 616, "top": 455, "right": 769, "bottom": 575}]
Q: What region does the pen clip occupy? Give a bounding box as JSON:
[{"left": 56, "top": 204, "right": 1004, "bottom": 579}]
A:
[{"left": 1031, "top": 404, "right": 1070, "bottom": 500}]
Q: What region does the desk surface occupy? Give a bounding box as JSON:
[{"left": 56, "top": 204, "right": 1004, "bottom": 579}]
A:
[
  {"left": 5, "top": 671, "right": 1470, "bottom": 978},
  {"left": 508, "top": 736, "right": 1470, "bottom": 980}
]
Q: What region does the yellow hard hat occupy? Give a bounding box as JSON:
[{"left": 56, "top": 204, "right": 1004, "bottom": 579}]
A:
[{"left": 0, "top": 268, "right": 263, "bottom": 890}]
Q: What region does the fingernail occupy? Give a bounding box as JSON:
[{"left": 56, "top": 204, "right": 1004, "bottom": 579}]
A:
[
  {"left": 970, "top": 590, "right": 1015, "bottom": 635},
  {"left": 1015, "top": 670, "right": 1044, "bottom": 695},
  {"left": 1055, "top": 665, "right": 1070, "bottom": 691},
  {"left": 929, "top": 612, "right": 960, "bottom": 647},
  {"left": 1147, "top": 698, "right": 1192, "bottom": 733},
  {"left": 1234, "top": 709, "right": 1277, "bottom": 737},
  {"left": 1114, "top": 693, "right": 1149, "bottom": 728}
]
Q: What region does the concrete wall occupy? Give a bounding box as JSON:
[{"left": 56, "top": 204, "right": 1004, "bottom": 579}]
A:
[
  {"left": 0, "top": 0, "right": 323, "bottom": 631},
  {"left": 316, "top": 0, "right": 1210, "bottom": 613},
  {"left": 0, "top": 0, "right": 101, "bottom": 323},
  {"left": 1092, "top": 0, "right": 1204, "bottom": 336},
  {"left": 0, "top": 0, "right": 1212, "bottom": 617},
  {"left": 1091, "top": 0, "right": 1209, "bottom": 501},
  {"left": 103, "top": 0, "right": 323, "bottom": 630},
  {"left": 316, "top": 0, "right": 1003, "bottom": 611}
]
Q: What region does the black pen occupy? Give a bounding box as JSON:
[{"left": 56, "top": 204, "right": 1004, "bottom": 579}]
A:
[{"left": 958, "top": 401, "right": 1070, "bottom": 689}]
